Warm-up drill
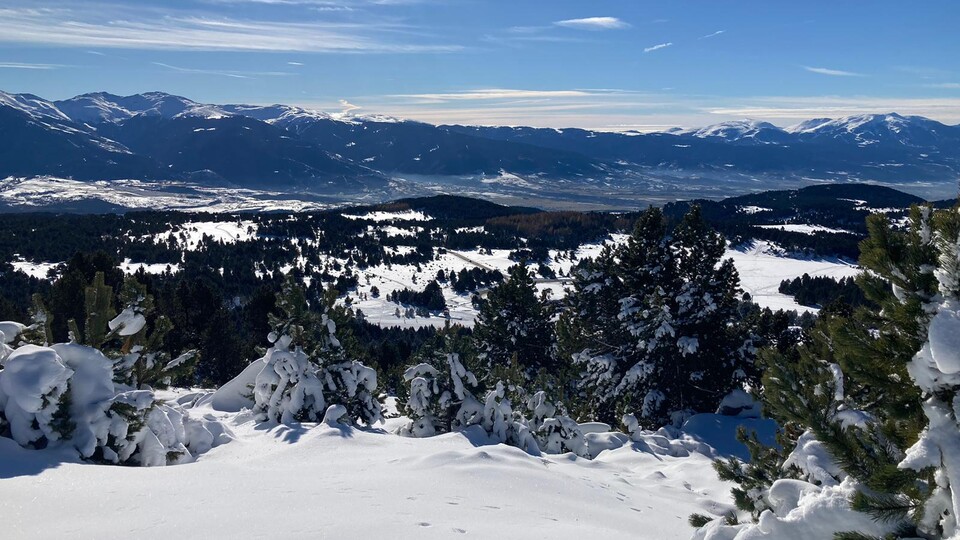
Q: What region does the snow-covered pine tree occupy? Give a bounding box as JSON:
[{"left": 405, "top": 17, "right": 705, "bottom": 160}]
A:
[
  {"left": 565, "top": 206, "right": 752, "bottom": 429},
  {"left": 695, "top": 206, "right": 947, "bottom": 538},
  {"left": 479, "top": 381, "right": 537, "bottom": 452},
  {"left": 640, "top": 205, "right": 751, "bottom": 427},
  {"left": 253, "top": 276, "right": 327, "bottom": 423},
  {"left": 398, "top": 328, "right": 482, "bottom": 437},
  {"left": 252, "top": 278, "right": 383, "bottom": 426},
  {"left": 558, "top": 244, "right": 629, "bottom": 422},
  {"left": 20, "top": 293, "right": 53, "bottom": 346},
  {"left": 473, "top": 263, "right": 557, "bottom": 385},
  {"left": 897, "top": 205, "right": 960, "bottom": 537},
  {"left": 70, "top": 271, "right": 115, "bottom": 347},
  {"left": 108, "top": 276, "right": 197, "bottom": 390},
  {"left": 311, "top": 288, "right": 383, "bottom": 427},
  {"left": 526, "top": 390, "right": 590, "bottom": 458}
]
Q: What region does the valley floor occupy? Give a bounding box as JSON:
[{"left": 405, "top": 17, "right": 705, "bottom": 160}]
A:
[{"left": 0, "top": 393, "right": 756, "bottom": 539}]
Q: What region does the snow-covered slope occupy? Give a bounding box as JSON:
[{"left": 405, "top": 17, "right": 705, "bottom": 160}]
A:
[
  {"left": 677, "top": 120, "right": 791, "bottom": 145},
  {"left": 54, "top": 91, "right": 220, "bottom": 123},
  {"left": 786, "top": 113, "right": 958, "bottom": 147},
  {"left": 0, "top": 389, "right": 771, "bottom": 539},
  {"left": 725, "top": 240, "right": 860, "bottom": 313}
]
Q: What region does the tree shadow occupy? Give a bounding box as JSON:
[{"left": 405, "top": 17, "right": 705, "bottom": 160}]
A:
[{"left": 0, "top": 438, "right": 73, "bottom": 479}]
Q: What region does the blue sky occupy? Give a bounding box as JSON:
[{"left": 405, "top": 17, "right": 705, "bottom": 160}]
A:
[{"left": 1, "top": 0, "right": 958, "bottom": 130}]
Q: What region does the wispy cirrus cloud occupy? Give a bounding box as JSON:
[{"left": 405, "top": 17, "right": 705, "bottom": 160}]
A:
[
  {"left": 0, "top": 4, "right": 461, "bottom": 53},
  {"left": 704, "top": 95, "right": 960, "bottom": 122},
  {"left": 554, "top": 17, "right": 630, "bottom": 31},
  {"left": 643, "top": 42, "right": 672, "bottom": 53},
  {"left": 391, "top": 89, "right": 595, "bottom": 101},
  {"left": 297, "top": 89, "right": 960, "bottom": 132},
  {"left": 803, "top": 66, "right": 865, "bottom": 77},
  {"left": 699, "top": 30, "right": 725, "bottom": 39},
  {"left": 0, "top": 61, "right": 63, "bottom": 70},
  {"left": 153, "top": 61, "right": 296, "bottom": 79}
]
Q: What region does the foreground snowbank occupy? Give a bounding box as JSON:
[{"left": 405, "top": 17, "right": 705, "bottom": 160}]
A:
[
  {"left": 0, "top": 342, "right": 230, "bottom": 466},
  {"left": 0, "top": 388, "right": 766, "bottom": 539}
]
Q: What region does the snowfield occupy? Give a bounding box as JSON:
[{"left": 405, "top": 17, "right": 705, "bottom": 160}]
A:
[
  {"left": 0, "top": 389, "right": 769, "bottom": 540},
  {"left": 10, "top": 258, "right": 59, "bottom": 280},
  {"left": 756, "top": 224, "right": 854, "bottom": 235},
  {"left": 724, "top": 240, "right": 859, "bottom": 313},
  {"left": 342, "top": 210, "right": 433, "bottom": 222},
  {"left": 148, "top": 220, "right": 258, "bottom": 250}
]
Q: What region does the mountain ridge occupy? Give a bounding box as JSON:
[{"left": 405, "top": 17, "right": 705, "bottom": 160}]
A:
[{"left": 1, "top": 89, "right": 958, "bottom": 201}]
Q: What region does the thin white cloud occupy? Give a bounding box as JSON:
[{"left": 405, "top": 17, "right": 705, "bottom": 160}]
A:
[
  {"left": 506, "top": 26, "right": 550, "bottom": 34},
  {"left": 339, "top": 99, "right": 362, "bottom": 113},
  {"left": 554, "top": 17, "right": 630, "bottom": 31},
  {"left": 293, "top": 90, "right": 960, "bottom": 132},
  {"left": 925, "top": 83, "right": 960, "bottom": 89},
  {"left": 393, "top": 89, "right": 594, "bottom": 101},
  {"left": 0, "top": 61, "right": 62, "bottom": 69},
  {"left": 0, "top": 5, "right": 461, "bottom": 53},
  {"left": 803, "top": 66, "right": 864, "bottom": 77},
  {"left": 153, "top": 61, "right": 294, "bottom": 78},
  {"left": 153, "top": 62, "right": 250, "bottom": 79},
  {"left": 644, "top": 42, "right": 672, "bottom": 53},
  {"left": 699, "top": 30, "right": 725, "bottom": 39},
  {"left": 705, "top": 95, "right": 960, "bottom": 122},
  {"left": 287, "top": 61, "right": 304, "bottom": 66}
]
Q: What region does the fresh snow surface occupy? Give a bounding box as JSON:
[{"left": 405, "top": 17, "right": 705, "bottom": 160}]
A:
[
  {"left": 120, "top": 259, "right": 180, "bottom": 275},
  {"left": 756, "top": 224, "right": 854, "bottom": 235},
  {"left": 738, "top": 206, "right": 772, "bottom": 215},
  {"left": 348, "top": 235, "right": 628, "bottom": 328},
  {"left": 341, "top": 210, "right": 433, "bottom": 222},
  {"left": 10, "top": 259, "right": 60, "bottom": 280},
  {"left": 0, "top": 388, "right": 763, "bottom": 539},
  {"left": 725, "top": 240, "right": 860, "bottom": 313},
  {"left": 151, "top": 220, "right": 258, "bottom": 250}
]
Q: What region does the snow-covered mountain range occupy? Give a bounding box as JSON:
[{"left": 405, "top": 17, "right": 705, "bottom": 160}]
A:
[{"left": 1, "top": 90, "right": 959, "bottom": 207}]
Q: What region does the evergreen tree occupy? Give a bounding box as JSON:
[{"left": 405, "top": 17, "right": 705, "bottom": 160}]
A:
[
  {"left": 697, "top": 206, "right": 948, "bottom": 538},
  {"left": 252, "top": 277, "right": 383, "bottom": 426},
  {"left": 565, "top": 206, "right": 753, "bottom": 428},
  {"left": 397, "top": 328, "right": 482, "bottom": 437},
  {"left": 473, "top": 263, "right": 556, "bottom": 384},
  {"left": 108, "top": 276, "right": 197, "bottom": 390},
  {"left": 558, "top": 245, "right": 628, "bottom": 422}
]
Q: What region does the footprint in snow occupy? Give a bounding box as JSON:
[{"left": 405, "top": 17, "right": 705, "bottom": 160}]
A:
[{"left": 451, "top": 528, "right": 467, "bottom": 534}]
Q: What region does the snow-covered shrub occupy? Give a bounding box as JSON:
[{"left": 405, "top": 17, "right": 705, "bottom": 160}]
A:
[
  {"left": 0, "top": 342, "right": 230, "bottom": 466},
  {"left": 312, "top": 311, "right": 382, "bottom": 426},
  {"left": 252, "top": 334, "right": 326, "bottom": 423},
  {"left": 399, "top": 363, "right": 442, "bottom": 437},
  {"left": 248, "top": 278, "right": 383, "bottom": 427},
  {"left": 477, "top": 382, "right": 537, "bottom": 453},
  {"left": 0, "top": 345, "right": 72, "bottom": 447},
  {"left": 398, "top": 350, "right": 481, "bottom": 438},
  {"left": 526, "top": 391, "right": 589, "bottom": 458},
  {"left": 0, "top": 320, "right": 26, "bottom": 361}
]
